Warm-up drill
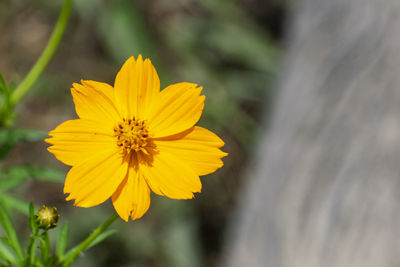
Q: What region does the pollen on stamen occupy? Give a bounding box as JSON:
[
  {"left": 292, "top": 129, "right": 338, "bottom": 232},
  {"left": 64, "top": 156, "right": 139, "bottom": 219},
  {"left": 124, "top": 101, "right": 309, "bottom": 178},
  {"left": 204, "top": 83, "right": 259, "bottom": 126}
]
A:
[{"left": 113, "top": 117, "right": 150, "bottom": 154}]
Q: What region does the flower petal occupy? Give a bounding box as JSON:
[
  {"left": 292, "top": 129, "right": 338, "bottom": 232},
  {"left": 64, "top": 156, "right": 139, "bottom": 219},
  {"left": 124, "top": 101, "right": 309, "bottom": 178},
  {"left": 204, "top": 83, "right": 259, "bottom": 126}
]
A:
[
  {"left": 148, "top": 82, "right": 205, "bottom": 138},
  {"left": 71, "top": 80, "right": 120, "bottom": 127},
  {"left": 112, "top": 159, "right": 151, "bottom": 221},
  {"left": 149, "top": 83, "right": 205, "bottom": 138},
  {"left": 154, "top": 126, "right": 227, "bottom": 176},
  {"left": 138, "top": 149, "right": 202, "bottom": 199},
  {"left": 46, "top": 119, "right": 115, "bottom": 166},
  {"left": 64, "top": 149, "right": 129, "bottom": 208},
  {"left": 114, "top": 55, "right": 160, "bottom": 119}
]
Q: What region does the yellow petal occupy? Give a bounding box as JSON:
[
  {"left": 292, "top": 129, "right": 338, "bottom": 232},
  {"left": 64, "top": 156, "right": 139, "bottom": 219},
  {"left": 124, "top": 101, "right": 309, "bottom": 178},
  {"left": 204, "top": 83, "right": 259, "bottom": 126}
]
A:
[
  {"left": 148, "top": 82, "right": 205, "bottom": 138},
  {"left": 138, "top": 149, "right": 202, "bottom": 199},
  {"left": 154, "top": 126, "right": 227, "bottom": 176},
  {"left": 64, "top": 149, "right": 129, "bottom": 207},
  {"left": 114, "top": 55, "right": 160, "bottom": 119},
  {"left": 46, "top": 119, "right": 115, "bottom": 166},
  {"left": 71, "top": 80, "right": 120, "bottom": 128},
  {"left": 112, "top": 158, "right": 151, "bottom": 221}
]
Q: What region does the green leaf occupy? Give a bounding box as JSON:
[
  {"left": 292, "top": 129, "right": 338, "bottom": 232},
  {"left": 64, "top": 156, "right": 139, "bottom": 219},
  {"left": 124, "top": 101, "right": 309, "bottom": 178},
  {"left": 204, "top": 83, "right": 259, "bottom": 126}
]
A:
[
  {"left": 87, "top": 229, "right": 116, "bottom": 249},
  {"left": 0, "top": 73, "right": 7, "bottom": 93},
  {"left": 0, "top": 166, "right": 65, "bottom": 192},
  {"left": 0, "top": 195, "right": 29, "bottom": 215},
  {"left": 0, "top": 237, "right": 11, "bottom": 247},
  {"left": 0, "top": 201, "right": 23, "bottom": 260},
  {"left": 34, "top": 259, "right": 44, "bottom": 267},
  {"left": 24, "top": 167, "right": 65, "bottom": 183},
  {"left": 0, "top": 128, "right": 46, "bottom": 143},
  {"left": 56, "top": 223, "right": 69, "bottom": 262},
  {"left": 0, "top": 73, "right": 13, "bottom": 127},
  {"left": 98, "top": 0, "right": 156, "bottom": 64},
  {"left": 61, "top": 213, "right": 119, "bottom": 267},
  {"left": 0, "top": 128, "right": 47, "bottom": 160},
  {"left": 0, "top": 168, "right": 32, "bottom": 191},
  {"left": 0, "top": 237, "right": 17, "bottom": 264}
]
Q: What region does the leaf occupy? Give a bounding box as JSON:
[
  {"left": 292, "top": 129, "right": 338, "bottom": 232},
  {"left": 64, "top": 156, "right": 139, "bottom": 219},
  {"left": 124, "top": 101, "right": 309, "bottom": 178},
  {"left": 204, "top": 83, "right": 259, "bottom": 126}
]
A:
[
  {"left": 61, "top": 214, "right": 119, "bottom": 267},
  {"left": 0, "top": 201, "right": 23, "bottom": 259},
  {"left": 56, "top": 223, "right": 69, "bottom": 261},
  {"left": 0, "top": 176, "right": 27, "bottom": 192},
  {"left": 0, "top": 129, "right": 47, "bottom": 160},
  {"left": 0, "top": 128, "right": 46, "bottom": 143},
  {"left": 0, "top": 73, "right": 7, "bottom": 93},
  {"left": 87, "top": 229, "right": 116, "bottom": 249},
  {"left": 0, "top": 73, "right": 13, "bottom": 128},
  {"left": 98, "top": 0, "right": 156, "bottom": 64},
  {"left": 0, "top": 237, "right": 17, "bottom": 264},
  {"left": 25, "top": 167, "right": 65, "bottom": 183},
  {"left": 0, "top": 167, "right": 32, "bottom": 191},
  {"left": 60, "top": 229, "right": 116, "bottom": 266},
  {"left": 0, "top": 166, "right": 65, "bottom": 192},
  {"left": 0, "top": 195, "right": 29, "bottom": 215}
]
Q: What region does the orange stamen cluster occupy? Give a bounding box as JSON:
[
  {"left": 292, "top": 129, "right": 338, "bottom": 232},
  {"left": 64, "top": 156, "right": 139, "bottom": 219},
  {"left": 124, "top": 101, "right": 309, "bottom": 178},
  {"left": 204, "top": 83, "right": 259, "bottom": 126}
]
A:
[{"left": 114, "top": 117, "right": 150, "bottom": 154}]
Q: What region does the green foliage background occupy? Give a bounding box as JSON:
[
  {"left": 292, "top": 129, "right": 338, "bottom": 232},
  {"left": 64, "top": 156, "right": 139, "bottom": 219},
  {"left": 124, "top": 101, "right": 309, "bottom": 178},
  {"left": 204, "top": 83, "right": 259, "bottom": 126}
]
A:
[{"left": 0, "top": 0, "right": 285, "bottom": 266}]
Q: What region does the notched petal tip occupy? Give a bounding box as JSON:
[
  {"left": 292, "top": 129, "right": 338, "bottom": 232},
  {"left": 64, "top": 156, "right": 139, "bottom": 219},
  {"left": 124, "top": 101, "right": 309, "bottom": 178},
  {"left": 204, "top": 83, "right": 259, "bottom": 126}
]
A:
[
  {"left": 65, "top": 193, "right": 72, "bottom": 201},
  {"left": 129, "top": 203, "right": 148, "bottom": 221},
  {"left": 46, "top": 145, "right": 54, "bottom": 153},
  {"left": 71, "top": 85, "right": 87, "bottom": 97},
  {"left": 125, "top": 56, "right": 136, "bottom": 65},
  {"left": 71, "top": 82, "right": 84, "bottom": 91},
  {"left": 79, "top": 80, "right": 93, "bottom": 89},
  {"left": 183, "top": 193, "right": 196, "bottom": 199},
  {"left": 194, "top": 85, "right": 204, "bottom": 95},
  {"left": 193, "top": 189, "right": 201, "bottom": 196},
  {"left": 66, "top": 193, "right": 93, "bottom": 208}
]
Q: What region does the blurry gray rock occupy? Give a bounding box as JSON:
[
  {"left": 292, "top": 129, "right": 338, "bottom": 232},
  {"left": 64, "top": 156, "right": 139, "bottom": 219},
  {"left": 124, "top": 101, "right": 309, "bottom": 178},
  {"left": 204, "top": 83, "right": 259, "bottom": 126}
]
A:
[{"left": 222, "top": 0, "right": 400, "bottom": 266}]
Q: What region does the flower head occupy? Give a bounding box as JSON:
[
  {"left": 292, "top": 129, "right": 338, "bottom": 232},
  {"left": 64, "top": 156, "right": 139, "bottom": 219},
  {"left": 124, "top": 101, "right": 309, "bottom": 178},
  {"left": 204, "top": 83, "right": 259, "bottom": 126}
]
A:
[
  {"left": 36, "top": 206, "right": 60, "bottom": 229},
  {"left": 46, "top": 55, "right": 227, "bottom": 221}
]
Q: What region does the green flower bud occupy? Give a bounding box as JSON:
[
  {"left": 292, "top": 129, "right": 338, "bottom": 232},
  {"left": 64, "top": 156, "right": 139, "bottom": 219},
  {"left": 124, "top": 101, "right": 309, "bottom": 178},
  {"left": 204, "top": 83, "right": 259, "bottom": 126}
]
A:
[{"left": 36, "top": 206, "right": 59, "bottom": 230}]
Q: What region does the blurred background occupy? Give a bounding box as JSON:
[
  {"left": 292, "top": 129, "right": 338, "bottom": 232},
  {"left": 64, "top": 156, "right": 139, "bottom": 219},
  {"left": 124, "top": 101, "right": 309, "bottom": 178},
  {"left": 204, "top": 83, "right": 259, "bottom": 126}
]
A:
[{"left": 0, "top": 0, "right": 286, "bottom": 266}]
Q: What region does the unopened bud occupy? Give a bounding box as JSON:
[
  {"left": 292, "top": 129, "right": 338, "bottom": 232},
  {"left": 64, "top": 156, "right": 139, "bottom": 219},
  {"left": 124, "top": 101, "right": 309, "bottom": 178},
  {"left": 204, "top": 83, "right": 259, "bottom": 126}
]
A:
[{"left": 36, "top": 206, "right": 59, "bottom": 230}]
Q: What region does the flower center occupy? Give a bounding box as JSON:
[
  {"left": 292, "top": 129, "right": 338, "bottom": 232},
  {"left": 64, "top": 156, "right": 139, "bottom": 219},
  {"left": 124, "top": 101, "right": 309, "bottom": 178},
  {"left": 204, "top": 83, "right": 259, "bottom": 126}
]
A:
[{"left": 113, "top": 117, "right": 150, "bottom": 154}]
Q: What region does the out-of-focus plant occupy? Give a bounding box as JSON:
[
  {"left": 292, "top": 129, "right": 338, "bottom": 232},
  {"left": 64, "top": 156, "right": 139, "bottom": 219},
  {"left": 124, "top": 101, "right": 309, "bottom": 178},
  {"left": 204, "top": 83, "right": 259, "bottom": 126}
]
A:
[
  {"left": 0, "top": 0, "right": 125, "bottom": 266},
  {"left": 0, "top": 0, "right": 230, "bottom": 266}
]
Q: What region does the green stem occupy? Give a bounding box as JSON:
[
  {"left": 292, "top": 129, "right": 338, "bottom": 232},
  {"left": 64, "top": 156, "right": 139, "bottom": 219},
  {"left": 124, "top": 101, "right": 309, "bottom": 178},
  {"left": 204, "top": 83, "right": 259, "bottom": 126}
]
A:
[
  {"left": 39, "top": 231, "right": 50, "bottom": 266},
  {"left": 10, "top": 0, "right": 72, "bottom": 106},
  {"left": 26, "top": 228, "right": 39, "bottom": 266},
  {"left": 61, "top": 213, "right": 119, "bottom": 267}
]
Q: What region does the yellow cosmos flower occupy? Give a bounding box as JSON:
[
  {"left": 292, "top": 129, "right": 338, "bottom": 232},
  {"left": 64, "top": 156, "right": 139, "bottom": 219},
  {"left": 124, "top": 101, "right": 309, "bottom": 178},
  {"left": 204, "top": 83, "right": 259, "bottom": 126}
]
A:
[{"left": 46, "top": 55, "right": 227, "bottom": 221}]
